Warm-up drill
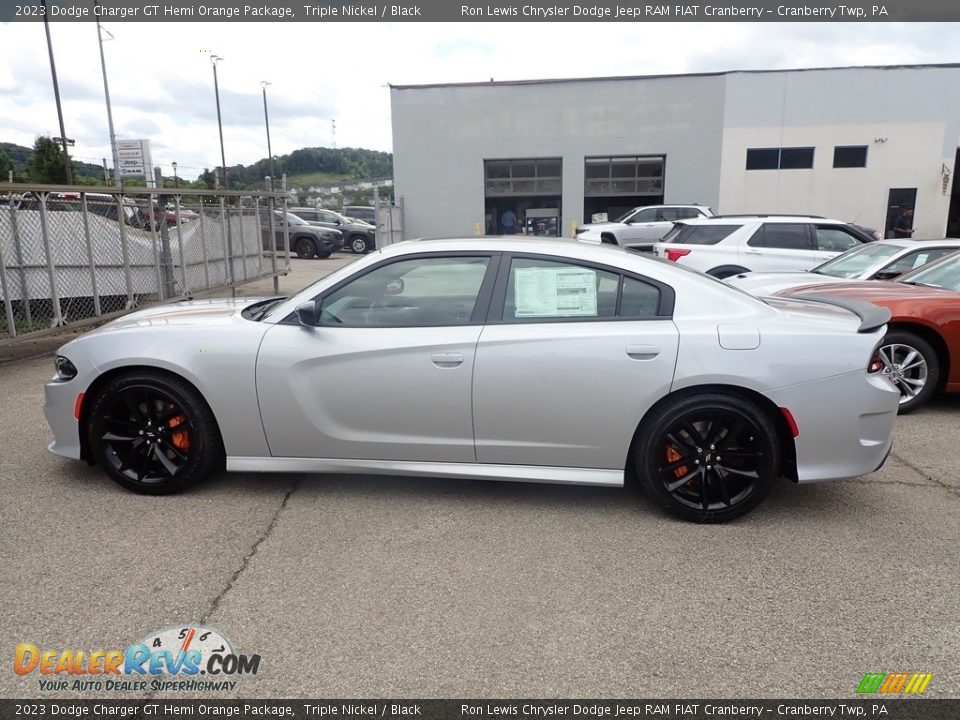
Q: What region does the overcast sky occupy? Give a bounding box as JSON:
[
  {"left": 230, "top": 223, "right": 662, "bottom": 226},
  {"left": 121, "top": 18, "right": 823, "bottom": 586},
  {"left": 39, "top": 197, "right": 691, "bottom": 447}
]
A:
[{"left": 0, "top": 21, "right": 955, "bottom": 180}]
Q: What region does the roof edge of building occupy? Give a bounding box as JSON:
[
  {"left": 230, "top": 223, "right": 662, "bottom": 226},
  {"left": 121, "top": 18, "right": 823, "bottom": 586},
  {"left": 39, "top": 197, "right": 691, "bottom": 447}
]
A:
[{"left": 388, "top": 62, "right": 960, "bottom": 91}]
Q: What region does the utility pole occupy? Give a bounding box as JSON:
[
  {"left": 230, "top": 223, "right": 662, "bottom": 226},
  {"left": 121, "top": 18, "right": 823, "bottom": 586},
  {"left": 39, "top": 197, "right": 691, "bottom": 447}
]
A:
[
  {"left": 41, "top": 0, "right": 73, "bottom": 184},
  {"left": 261, "top": 81, "right": 274, "bottom": 182}
]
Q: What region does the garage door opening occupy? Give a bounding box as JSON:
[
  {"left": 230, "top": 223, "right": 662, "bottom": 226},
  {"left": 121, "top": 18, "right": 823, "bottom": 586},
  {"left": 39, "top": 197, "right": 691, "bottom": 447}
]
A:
[
  {"left": 583, "top": 155, "right": 664, "bottom": 223},
  {"left": 484, "top": 158, "right": 562, "bottom": 236}
]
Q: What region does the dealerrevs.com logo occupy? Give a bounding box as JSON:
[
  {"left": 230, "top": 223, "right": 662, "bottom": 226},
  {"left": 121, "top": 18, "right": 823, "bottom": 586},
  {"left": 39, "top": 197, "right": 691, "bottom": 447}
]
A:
[{"left": 14, "top": 625, "right": 261, "bottom": 692}]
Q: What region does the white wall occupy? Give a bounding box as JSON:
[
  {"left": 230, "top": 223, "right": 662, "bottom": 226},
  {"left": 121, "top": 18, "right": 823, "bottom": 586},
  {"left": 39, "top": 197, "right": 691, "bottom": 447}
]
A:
[{"left": 719, "top": 122, "right": 953, "bottom": 236}]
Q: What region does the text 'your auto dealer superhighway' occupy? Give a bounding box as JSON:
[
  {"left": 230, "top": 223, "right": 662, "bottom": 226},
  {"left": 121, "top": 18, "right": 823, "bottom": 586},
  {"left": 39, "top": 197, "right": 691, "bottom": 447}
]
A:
[{"left": 459, "top": 4, "right": 885, "bottom": 18}]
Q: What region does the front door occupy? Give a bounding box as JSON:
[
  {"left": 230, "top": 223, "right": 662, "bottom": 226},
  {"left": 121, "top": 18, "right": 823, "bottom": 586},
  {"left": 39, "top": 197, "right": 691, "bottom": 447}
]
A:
[{"left": 256, "top": 254, "right": 496, "bottom": 462}]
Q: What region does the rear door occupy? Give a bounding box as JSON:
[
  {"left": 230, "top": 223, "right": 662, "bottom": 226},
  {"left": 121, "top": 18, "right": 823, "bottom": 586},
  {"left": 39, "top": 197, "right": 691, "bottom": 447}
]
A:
[
  {"left": 472, "top": 254, "right": 679, "bottom": 470},
  {"left": 742, "top": 223, "right": 818, "bottom": 272}
]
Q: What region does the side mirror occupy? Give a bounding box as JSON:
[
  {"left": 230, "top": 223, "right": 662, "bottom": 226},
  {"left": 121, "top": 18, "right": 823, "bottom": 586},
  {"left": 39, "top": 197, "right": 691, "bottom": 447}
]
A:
[
  {"left": 874, "top": 270, "right": 903, "bottom": 280},
  {"left": 296, "top": 300, "right": 319, "bottom": 326}
]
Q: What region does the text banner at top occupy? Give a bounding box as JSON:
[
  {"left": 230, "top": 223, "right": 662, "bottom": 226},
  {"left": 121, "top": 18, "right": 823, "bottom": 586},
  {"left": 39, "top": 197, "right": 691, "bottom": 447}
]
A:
[{"left": 4, "top": 0, "right": 960, "bottom": 22}]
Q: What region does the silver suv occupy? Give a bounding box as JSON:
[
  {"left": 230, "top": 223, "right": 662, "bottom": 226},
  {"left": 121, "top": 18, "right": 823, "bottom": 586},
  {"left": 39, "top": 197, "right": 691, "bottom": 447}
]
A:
[{"left": 576, "top": 204, "right": 713, "bottom": 251}]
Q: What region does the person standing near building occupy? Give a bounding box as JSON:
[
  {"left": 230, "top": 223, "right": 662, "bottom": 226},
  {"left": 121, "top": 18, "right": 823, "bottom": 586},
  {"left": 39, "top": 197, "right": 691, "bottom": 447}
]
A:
[
  {"left": 501, "top": 208, "right": 517, "bottom": 235},
  {"left": 893, "top": 207, "right": 916, "bottom": 238}
]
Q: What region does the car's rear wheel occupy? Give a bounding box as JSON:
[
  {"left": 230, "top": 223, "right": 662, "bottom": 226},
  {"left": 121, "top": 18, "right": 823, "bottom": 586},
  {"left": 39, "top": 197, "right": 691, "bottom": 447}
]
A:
[
  {"left": 294, "top": 237, "right": 316, "bottom": 259},
  {"left": 635, "top": 393, "right": 779, "bottom": 523},
  {"left": 87, "top": 372, "right": 222, "bottom": 495},
  {"left": 878, "top": 330, "right": 939, "bottom": 414},
  {"left": 349, "top": 235, "right": 370, "bottom": 254}
]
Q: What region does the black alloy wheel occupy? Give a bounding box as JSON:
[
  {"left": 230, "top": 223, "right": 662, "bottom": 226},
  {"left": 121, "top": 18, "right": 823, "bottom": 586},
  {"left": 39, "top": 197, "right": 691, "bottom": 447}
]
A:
[
  {"left": 87, "top": 372, "right": 222, "bottom": 494},
  {"left": 294, "top": 236, "right": 317, "bottom": 259},
  {"left": 636, "top": 393, "right": 779, "bottom": 522}
]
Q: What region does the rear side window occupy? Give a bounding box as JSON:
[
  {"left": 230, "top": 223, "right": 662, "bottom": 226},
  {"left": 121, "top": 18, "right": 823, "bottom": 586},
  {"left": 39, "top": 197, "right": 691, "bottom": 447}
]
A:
[
  {"left": 665, "top": 224, "right": 740, "bottom": 245},
  {"left": 748, "top": 224, "right": 812, "bottom": 250}
]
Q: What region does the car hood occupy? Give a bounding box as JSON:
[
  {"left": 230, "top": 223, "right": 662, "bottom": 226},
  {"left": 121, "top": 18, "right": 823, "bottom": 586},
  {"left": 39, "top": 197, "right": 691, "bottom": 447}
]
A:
[
  {"left": 93, "top": 297, "right": 275, "bottom": 332},
  {"left": 777, "top": 280, "right": 959, "bottom": 303}
]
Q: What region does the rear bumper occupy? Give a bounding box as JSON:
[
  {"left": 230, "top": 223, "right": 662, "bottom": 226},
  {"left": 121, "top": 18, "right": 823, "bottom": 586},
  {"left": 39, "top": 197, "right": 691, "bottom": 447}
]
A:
[{"left": 766, "top": 371, "right": 899, "bottom": 483}]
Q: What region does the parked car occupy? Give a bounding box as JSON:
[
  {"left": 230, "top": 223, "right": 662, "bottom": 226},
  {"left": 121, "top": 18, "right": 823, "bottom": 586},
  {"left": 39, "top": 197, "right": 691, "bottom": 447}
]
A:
[
  {"left": 778, "top": 249, "right": 960, "bottom": 413},
  {"left": 261, "top": 211, "right": 342, "bottom": 259},
  {"left": 44, "top": 238, "right": 898, "bottom": 523},
  {"left": 164, "top": 204, "right": 200, "bottom": 224},
  {"left": 652, "top": 215, "right": 875, "bottom": 278},
  {"left": 576, "top": 204, "right": 713, "bottom": 251},
  {"left": 726, "top": 239, "right": 960, "bottom": 296},
  {"left": 341, "top": 205, "right": 376, "bottom": 225},
  {"left": 289, "top": 207, "right": 377, "bottom": 254}
]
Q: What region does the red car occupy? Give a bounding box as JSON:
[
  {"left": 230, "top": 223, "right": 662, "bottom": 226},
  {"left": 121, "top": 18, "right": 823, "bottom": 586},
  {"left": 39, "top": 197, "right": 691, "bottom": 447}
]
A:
[{"left": 778, "top": 250, "right": 960, "bottom": 413}]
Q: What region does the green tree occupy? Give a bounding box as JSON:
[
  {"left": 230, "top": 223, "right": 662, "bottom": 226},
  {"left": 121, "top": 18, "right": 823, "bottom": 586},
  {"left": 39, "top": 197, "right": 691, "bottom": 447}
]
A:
[
  {"left": 27, "top": 136, "right": 69, "bottom": 184},
  {"left": 0, "top": 148, "right": 12, "bottom": 181}
]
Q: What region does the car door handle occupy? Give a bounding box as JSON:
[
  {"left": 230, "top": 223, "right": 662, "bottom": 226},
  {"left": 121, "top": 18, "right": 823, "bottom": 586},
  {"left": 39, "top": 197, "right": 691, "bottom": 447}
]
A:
[
  {"left": 745, "top": 249, "right": 762, "bottom": 254},
  {"left": 626, "top": 345, "right": 660, "bottom": 360},
  {"left": 431, "top": 352, "right": 464, "bottom": 367}
]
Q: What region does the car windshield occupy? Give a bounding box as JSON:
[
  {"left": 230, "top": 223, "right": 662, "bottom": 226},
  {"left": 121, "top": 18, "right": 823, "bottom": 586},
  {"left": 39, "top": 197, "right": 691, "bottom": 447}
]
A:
[
  {"left": 286, "top": 214, "right": 307, "bottom": 226},
  {"left": 812, "top": 243, "right": 903, "bottom": 278},
  {"left": 897, "top": 251, "right": 960, "bottom": 290}
]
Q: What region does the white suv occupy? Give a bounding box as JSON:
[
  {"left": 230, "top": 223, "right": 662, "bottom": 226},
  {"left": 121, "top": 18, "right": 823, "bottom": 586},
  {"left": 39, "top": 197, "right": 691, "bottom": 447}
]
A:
[
  {"left": 652, "top": 215, "right": 875, "bottom": 278},
  {"left": 576, "top": 204, "right": 713, "bottom": 251}
]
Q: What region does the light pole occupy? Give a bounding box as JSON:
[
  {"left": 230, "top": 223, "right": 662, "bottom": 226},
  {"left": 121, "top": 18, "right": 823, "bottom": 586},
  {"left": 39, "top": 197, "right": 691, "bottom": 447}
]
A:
[
  {"left": 40, "top": 0, "right": 73, "bottom": 184},
  {"left": 95, "top": 6, "right": 120, "bottom": 186},
  {"left": 261, "top": 81, "right": 275, "bottom": 182},
  {"left": 211, "top": 55, "right": 228, "bottom": 190},
  {"left": 172, "top": 161, "right": 178, "bottom": 189}
]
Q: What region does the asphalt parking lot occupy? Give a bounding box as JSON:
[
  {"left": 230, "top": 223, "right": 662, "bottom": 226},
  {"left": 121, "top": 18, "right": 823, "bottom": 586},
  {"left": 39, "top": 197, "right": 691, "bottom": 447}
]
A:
[{"left": 1, "top": 254, "right": 958, "bottom": 699}]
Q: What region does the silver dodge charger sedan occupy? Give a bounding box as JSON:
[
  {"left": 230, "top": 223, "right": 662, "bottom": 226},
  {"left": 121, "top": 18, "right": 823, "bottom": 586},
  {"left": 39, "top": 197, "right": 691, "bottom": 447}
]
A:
[{"left": 44, "top": 238, "right": 900, "bottom": 522}]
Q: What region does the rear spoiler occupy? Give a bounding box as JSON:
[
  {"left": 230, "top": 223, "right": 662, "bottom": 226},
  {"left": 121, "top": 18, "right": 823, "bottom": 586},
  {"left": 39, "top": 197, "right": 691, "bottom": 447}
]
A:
[{"left": 794, "top": 293, "right": 891, "bottom": 333}]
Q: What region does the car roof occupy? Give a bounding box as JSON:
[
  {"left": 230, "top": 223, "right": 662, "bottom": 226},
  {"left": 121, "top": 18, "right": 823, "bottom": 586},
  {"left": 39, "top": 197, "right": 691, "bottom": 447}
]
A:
[{"left": 674, "top": 215, "right": 847, "bottom": 225}]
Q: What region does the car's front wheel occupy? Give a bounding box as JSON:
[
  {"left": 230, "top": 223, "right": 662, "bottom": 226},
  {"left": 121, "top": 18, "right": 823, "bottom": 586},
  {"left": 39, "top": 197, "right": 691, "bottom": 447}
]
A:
[
  {"left": 878, "top": 330, "right": 939, "bottom": 413},
  {"left": 349, "top": 235, "right": 370, "bottom": 254},
  {"left": 294, "top": 237, "right": 316, "bottom": 259},
  {"left": 635, "top": 393, "right": 779, "bottom": 523},
  {"left": 87, "top": 372, "right": 223, "bottom": 495}
]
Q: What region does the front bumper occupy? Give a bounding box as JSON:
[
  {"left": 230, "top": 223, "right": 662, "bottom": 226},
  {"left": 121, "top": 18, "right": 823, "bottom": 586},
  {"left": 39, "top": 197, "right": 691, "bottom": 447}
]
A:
[{"left": 766, "top": 370, "right": 900, "bottom": 483}]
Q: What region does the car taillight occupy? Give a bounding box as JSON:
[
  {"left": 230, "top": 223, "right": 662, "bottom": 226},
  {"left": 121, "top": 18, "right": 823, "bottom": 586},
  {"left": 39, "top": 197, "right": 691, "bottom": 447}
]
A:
[
  {"left": 868, "top": 350, "right": 885, "bottom": 373},
  {"left": 665, "top": 248, "right": 691, "bottom": 262}
]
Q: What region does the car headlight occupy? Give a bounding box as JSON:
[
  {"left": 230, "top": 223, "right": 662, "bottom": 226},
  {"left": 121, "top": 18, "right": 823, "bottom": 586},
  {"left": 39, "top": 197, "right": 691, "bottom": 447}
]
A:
[{"left": 55, "top": 355, "right": 77, "bottom": 381}]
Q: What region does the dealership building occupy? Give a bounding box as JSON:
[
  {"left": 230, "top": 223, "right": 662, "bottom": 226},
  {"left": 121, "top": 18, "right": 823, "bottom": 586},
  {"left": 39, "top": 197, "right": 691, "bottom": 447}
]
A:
[{"left": 390, "top": 63, "right": 960, "bottom": 240}]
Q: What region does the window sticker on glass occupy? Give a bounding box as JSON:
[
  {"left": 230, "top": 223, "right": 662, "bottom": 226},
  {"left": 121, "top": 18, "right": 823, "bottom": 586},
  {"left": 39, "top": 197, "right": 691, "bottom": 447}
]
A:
[{"left": 514, "top": 267, "right": 598, "bottom": 317}]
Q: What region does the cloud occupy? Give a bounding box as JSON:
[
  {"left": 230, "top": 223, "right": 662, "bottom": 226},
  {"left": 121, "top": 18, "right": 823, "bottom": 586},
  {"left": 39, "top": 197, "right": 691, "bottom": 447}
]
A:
[{"left": 1, "top": 20, "right": 957, "bottom": 178}]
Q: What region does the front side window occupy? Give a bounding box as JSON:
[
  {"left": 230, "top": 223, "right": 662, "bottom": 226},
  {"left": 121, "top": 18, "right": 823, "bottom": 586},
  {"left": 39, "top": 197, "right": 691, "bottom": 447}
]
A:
[
  {"left": 631, "top": 208, "right": 658, "bottom": 223},
  {"left": 899, "top": 252, "right": 960, "bottom": 290},
  {"left": 319, "top": 256, "right": 490, "bottom": 327},
  {"left": 883, "top": 247, "right": 959, "bottom": 276},
  {"left": 815, "top": 226, "right": 862, "bottom": 252}
]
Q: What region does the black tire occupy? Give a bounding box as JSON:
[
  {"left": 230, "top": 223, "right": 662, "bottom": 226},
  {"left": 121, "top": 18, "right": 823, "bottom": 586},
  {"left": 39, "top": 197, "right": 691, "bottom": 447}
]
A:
[
  {"left": 878, "top": 330, "right": 939, "bottom": 414},
  {"left": 315, "top": 245, "right": 333, "bottom": 259},
  {"left": 635, "top": 393, "right": 779, "bottom": 523},
  {"left": 86, "top": 371, "right": 223, "bottom": 495},
  {"left": 294, "top": 236, "right": 316, "bottom": 259},
  {"left": 349, "top": 235, "right": 370, "bottom": 254},
  {"left": 707, "top": 265, "right": 750, "bottom": 279}
]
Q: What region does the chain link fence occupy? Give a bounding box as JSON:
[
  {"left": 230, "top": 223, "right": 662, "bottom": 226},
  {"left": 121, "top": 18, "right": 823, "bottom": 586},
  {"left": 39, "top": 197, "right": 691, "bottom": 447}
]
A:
[{"left": 0, "top": 183, "right": 291, "bottom": 341}]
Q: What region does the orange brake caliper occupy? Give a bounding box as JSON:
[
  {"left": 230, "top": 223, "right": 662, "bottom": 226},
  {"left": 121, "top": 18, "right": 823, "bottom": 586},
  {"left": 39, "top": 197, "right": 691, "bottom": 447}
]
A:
[
  {"left": 665, "top": 445, "right": 688, "bottom": 479},
  {"left": 166, "top": 407, "right": 191, "bottom": 452}
]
